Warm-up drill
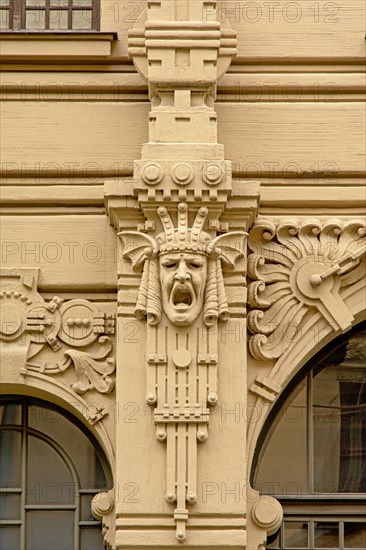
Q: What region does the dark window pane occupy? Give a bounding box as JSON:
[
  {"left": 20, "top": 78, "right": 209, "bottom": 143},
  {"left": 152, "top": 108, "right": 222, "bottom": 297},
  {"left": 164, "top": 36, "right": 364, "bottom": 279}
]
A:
[
  {"left": 0, "top": 527, "right": 20, "bottom": 550},
  {"left": 73, "top": 0, "right": 92, "bottom": 6},
  {"left": 26, "top": 9, "right": 46, "bottom": 29},
  {"left": 267, "top": 528, "right": 281, "bottom": 549},
  {"left": 27, "top": 435, "right": 75, "bottom": 504},
  {"left": 49, "top": 9, "right": 68, "bottom": 29},
  {"left": 26, "top": 511, "right": 74, "bottom": 550},
  {"left": 0, "top": 404, "right": 21, "bottom": 426},
  {"left": 0, "top": 430, "right": 21, "bottom": 487},
  {"left": 28, "top": 405, "right": 107, "bottom": 490},
  {"left": 254, "top": 378, "right": 307, "bottom": 495},
  {"left": 284, "top": 521, "right": 309, "bottom": 548},
  {"left": 72, "top": 9, "right": 92, "bottom": 29},
  {"left": 80, "top": 527, "right": 104, "bottom": 550},
  {"left": 314, "top": 522, "right": 339, "bottom": 548},
  {"left": 0, "top": 494, "right": 20, "bottom": 520},
  {"left": 344, "top": 522, "right": 366, "bottom": 549},
  {"left": 0, "top": 10, "right": 9, "bottom": 29},
  {"left": 26, "top": 0, "right": 46, "bottom": 5},
  {"left": 314, "top": 357, "right": 366, "bottom": 493},
  {"left": 313, "top": 366, "right": 342, "bottom": 494},
  {"left": 81, "top": 493, "right": 97, "bottom": 520}
]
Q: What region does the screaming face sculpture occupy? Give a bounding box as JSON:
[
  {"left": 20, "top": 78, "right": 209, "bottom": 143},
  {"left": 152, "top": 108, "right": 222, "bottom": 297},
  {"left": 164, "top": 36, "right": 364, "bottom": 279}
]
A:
[
  {"left": 159, "top": 252, "right": 207, "bottom": 326},
  {"left": 120, "top": 203, "right": 245, "bottom": 327}
]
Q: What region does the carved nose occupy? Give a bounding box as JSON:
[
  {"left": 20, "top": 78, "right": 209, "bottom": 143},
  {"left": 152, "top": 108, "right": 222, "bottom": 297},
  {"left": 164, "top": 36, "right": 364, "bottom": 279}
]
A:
[{"left": 175, "top": 261, "right": 190, "bottom": 283}]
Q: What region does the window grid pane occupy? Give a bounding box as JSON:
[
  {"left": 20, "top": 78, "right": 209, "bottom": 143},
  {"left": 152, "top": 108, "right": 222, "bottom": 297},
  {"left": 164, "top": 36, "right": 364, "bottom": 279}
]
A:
[
  {"left": 269, "top": 519, "right": 366, "bottom": 549},
  {"left": 2, "top": 0, "right": 99, "bottom": 29},
  {"left": 0, "top": 398, "right": 107, "bottom": 550}
]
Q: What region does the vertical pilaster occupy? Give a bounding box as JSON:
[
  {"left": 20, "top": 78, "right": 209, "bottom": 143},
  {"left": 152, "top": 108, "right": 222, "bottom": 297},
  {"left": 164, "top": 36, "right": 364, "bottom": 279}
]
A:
[{"left": 104, "top": 1, "right": 260, "bottom": 548}]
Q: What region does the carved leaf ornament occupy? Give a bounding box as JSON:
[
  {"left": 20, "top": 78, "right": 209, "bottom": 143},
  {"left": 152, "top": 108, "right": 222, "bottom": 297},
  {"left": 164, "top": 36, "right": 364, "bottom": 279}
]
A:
[
  {"left": 247, "top": 218, "right": 366, "bottom": 361},
  {"left": 0, "top": 277, "right": 117, "bottom": 397}
]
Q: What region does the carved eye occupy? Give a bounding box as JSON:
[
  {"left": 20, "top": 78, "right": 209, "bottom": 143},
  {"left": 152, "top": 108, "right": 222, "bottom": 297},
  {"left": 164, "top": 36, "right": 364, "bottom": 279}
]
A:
[
  {"left": 163, "top": 262, "right": 178, "bottom": 269},
  {"left": 188, "top": 262, "right": 202, "bottom": 269}
]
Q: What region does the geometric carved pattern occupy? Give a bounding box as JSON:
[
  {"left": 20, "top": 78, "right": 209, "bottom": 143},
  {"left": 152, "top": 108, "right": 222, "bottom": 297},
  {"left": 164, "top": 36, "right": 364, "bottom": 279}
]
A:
[
  {"left": 121, "top": 203, "right": 246, "bottom": 542},
  {"left": 247, "top": 218, "right": 366, "bottom": 361},
  {"left": 0, "top": 268, "right": 116, "bottom": 395},
  {"left": 121, "top": 1, "right": 240, "bottom": 544}
]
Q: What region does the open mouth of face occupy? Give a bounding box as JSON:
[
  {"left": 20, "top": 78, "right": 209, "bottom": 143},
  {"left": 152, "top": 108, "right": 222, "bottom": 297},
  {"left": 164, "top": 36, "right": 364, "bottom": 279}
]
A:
[{"left": 172, "top": 286, "right": 193, "bottom": 309}]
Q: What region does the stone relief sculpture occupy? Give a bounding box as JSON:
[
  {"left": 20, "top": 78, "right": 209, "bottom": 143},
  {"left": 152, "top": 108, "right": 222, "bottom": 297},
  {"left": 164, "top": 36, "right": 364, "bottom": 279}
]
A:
[
  {"left": 247, "top": 218, "right": 366, "bottom": 361},
  {"left": 120, "top": 203, "right": 246, "bottom": 542},
  {"left": 121, "top": 203, "right": 244, "bottom": 328},
  {"left": 101, "top": 1, "right": 281, "bottom": 546},
  {"left": 0, "top": 268, "right": 116, "bottom": 415}
]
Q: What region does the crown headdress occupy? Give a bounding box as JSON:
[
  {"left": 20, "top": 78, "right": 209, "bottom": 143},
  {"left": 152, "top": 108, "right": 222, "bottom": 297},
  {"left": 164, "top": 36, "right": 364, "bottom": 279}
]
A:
[
  {"left": 156, "top": 204, "right": 211, "bottom": 255},
  {"left": 119, "top": 203, "right": 246, "bottom": 325},
  {"left": 120, "top": 202, "right": 246, "bottom": 270}
]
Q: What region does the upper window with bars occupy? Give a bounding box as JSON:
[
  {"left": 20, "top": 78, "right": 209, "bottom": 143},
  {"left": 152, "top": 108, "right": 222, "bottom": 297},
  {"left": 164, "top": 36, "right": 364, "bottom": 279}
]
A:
[{"left": 0, "top": 0, "right": 100, "bottom": 31}]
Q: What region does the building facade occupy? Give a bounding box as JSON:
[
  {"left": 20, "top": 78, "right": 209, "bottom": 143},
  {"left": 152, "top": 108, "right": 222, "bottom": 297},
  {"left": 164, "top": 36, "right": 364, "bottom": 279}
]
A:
[{"left": 0, "top": 1, "right": 365, "bottom": 549}]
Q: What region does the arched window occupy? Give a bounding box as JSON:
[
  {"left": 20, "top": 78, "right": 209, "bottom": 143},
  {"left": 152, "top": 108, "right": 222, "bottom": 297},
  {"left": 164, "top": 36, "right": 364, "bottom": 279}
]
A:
[
  {"left": 0, "top": 396, "right": 112, "bottom": 550},
  {"left": 252, "top": 323, "right": 366, "bottom": 549},
  {"left": 0, "top": 1, "right": 100, "bottom": 31}
]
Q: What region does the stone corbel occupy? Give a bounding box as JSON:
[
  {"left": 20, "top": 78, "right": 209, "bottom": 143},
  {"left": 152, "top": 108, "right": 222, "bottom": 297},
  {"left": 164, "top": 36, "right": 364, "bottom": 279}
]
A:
[
  {"left": 92, "top": 489, "right": 115, "bottom": 550},
  {"left": 246, "top": 488, "right": 283, "bottom": 550},
  {"left": 128, "top": 0, "right": 237, "bottom": 99}
]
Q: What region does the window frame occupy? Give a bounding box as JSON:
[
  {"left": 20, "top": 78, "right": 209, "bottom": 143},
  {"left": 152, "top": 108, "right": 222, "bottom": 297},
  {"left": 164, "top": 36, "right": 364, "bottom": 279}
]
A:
[
  {"left": 251, "top": 321, "right": 366, "bottom": 501},
  {"left": 0, "top": 0, "right": 100, "bottom": 31},
  {"left": 0, "top": 396, "right": 112, "bottom": 550},
  {"left": 251, "top": 322, "right": 366, "bottom": 549}
]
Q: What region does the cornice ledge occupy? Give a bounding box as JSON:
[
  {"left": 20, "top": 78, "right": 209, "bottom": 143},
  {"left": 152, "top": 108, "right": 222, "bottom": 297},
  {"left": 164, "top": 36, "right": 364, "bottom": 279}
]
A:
[{"left": 0, "top": 31, "right": 117, "bottom": 60}]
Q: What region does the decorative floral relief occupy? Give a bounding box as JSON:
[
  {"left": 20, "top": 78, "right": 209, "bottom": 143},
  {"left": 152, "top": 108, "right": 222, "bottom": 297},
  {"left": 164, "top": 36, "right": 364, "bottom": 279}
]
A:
[
  {"left": 247, "top": 218, "right": 366, "bottom": 361},
  {"left": 29, "top": 336, "right": 116, "bottom": 395},
  {"left": 0, "top": 269, "right": 116, "bottom": 396}
]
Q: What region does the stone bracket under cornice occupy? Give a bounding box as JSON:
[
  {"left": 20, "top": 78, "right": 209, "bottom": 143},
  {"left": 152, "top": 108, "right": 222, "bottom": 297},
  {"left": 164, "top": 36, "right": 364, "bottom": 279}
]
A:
[{"left": 104, "top": 178, "right": 260, "bottom": 234}]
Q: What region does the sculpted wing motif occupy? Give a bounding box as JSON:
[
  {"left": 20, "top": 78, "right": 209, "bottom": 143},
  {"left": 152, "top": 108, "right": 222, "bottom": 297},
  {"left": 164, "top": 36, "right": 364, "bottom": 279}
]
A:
[
  {"left": 208, "top": 231, "right": 247, "bottom": 267},
  {"left": 119, "top": 231, "right": 158, "bottom": 270}
]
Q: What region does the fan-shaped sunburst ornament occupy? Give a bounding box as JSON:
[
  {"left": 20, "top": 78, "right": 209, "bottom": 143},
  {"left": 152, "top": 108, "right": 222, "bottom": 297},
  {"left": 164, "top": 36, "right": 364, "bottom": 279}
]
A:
[{"left": 247, "top": 218, "right": 366, "bottom": 361}]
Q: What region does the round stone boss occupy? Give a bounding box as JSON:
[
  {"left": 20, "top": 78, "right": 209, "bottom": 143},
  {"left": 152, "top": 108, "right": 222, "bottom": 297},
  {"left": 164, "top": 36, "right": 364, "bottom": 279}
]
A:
[
  {"left": 171, "top": 163, "right": 194, "bottom": 186},
  {"left": 172, "top": 349, "right": 192, "bottom": 369},
  {"left": 58, "top": 299, "right": 99, "bottom": 347},
  {"left": 141, "top": 162, "right": 163, "bottom": 185},
  {"left": 202, "top": 162, "right": 224, "bottom": 186},
  {"left": 0, "top": 303, "right": 24, "bottom": 341}
]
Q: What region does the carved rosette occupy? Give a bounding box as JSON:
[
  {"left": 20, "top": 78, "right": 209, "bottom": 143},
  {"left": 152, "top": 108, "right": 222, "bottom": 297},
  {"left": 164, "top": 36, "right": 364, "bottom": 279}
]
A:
[
  {"left": 247, "top": 218, "right": 366, "bottom": 361},
  {"left": 0, "top": 268, "right": 116, "bottom": 408}
]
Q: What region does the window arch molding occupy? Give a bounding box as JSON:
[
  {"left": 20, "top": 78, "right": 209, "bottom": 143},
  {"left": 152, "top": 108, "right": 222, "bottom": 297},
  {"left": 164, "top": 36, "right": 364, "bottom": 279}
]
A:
[
  {"left": 0, "top": 382, "right": 115, "bottom": 473},
  {"left": 0, "top": 394, "right": 113, "bottom": 550},
  {"left": 247, "top": 272, "right": 366, "bottom": 470},
  {"left": 250, "top": 320, "right": 366, "bottom": 487},
  {"left": 251, "top": 322, "right": 366, "bottom": 549}
]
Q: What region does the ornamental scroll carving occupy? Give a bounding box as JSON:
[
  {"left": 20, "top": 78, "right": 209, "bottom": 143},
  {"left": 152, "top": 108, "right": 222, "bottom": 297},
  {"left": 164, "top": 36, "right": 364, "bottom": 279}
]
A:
[
  {"left": 121, "top": 203, "right": 246, "bottom": 542},
  {"left": 0, "top": 268, "right": 116, "bottom": 399},
  {"left": 247, "top": 218, "right": 366, "bottom": 361}
]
